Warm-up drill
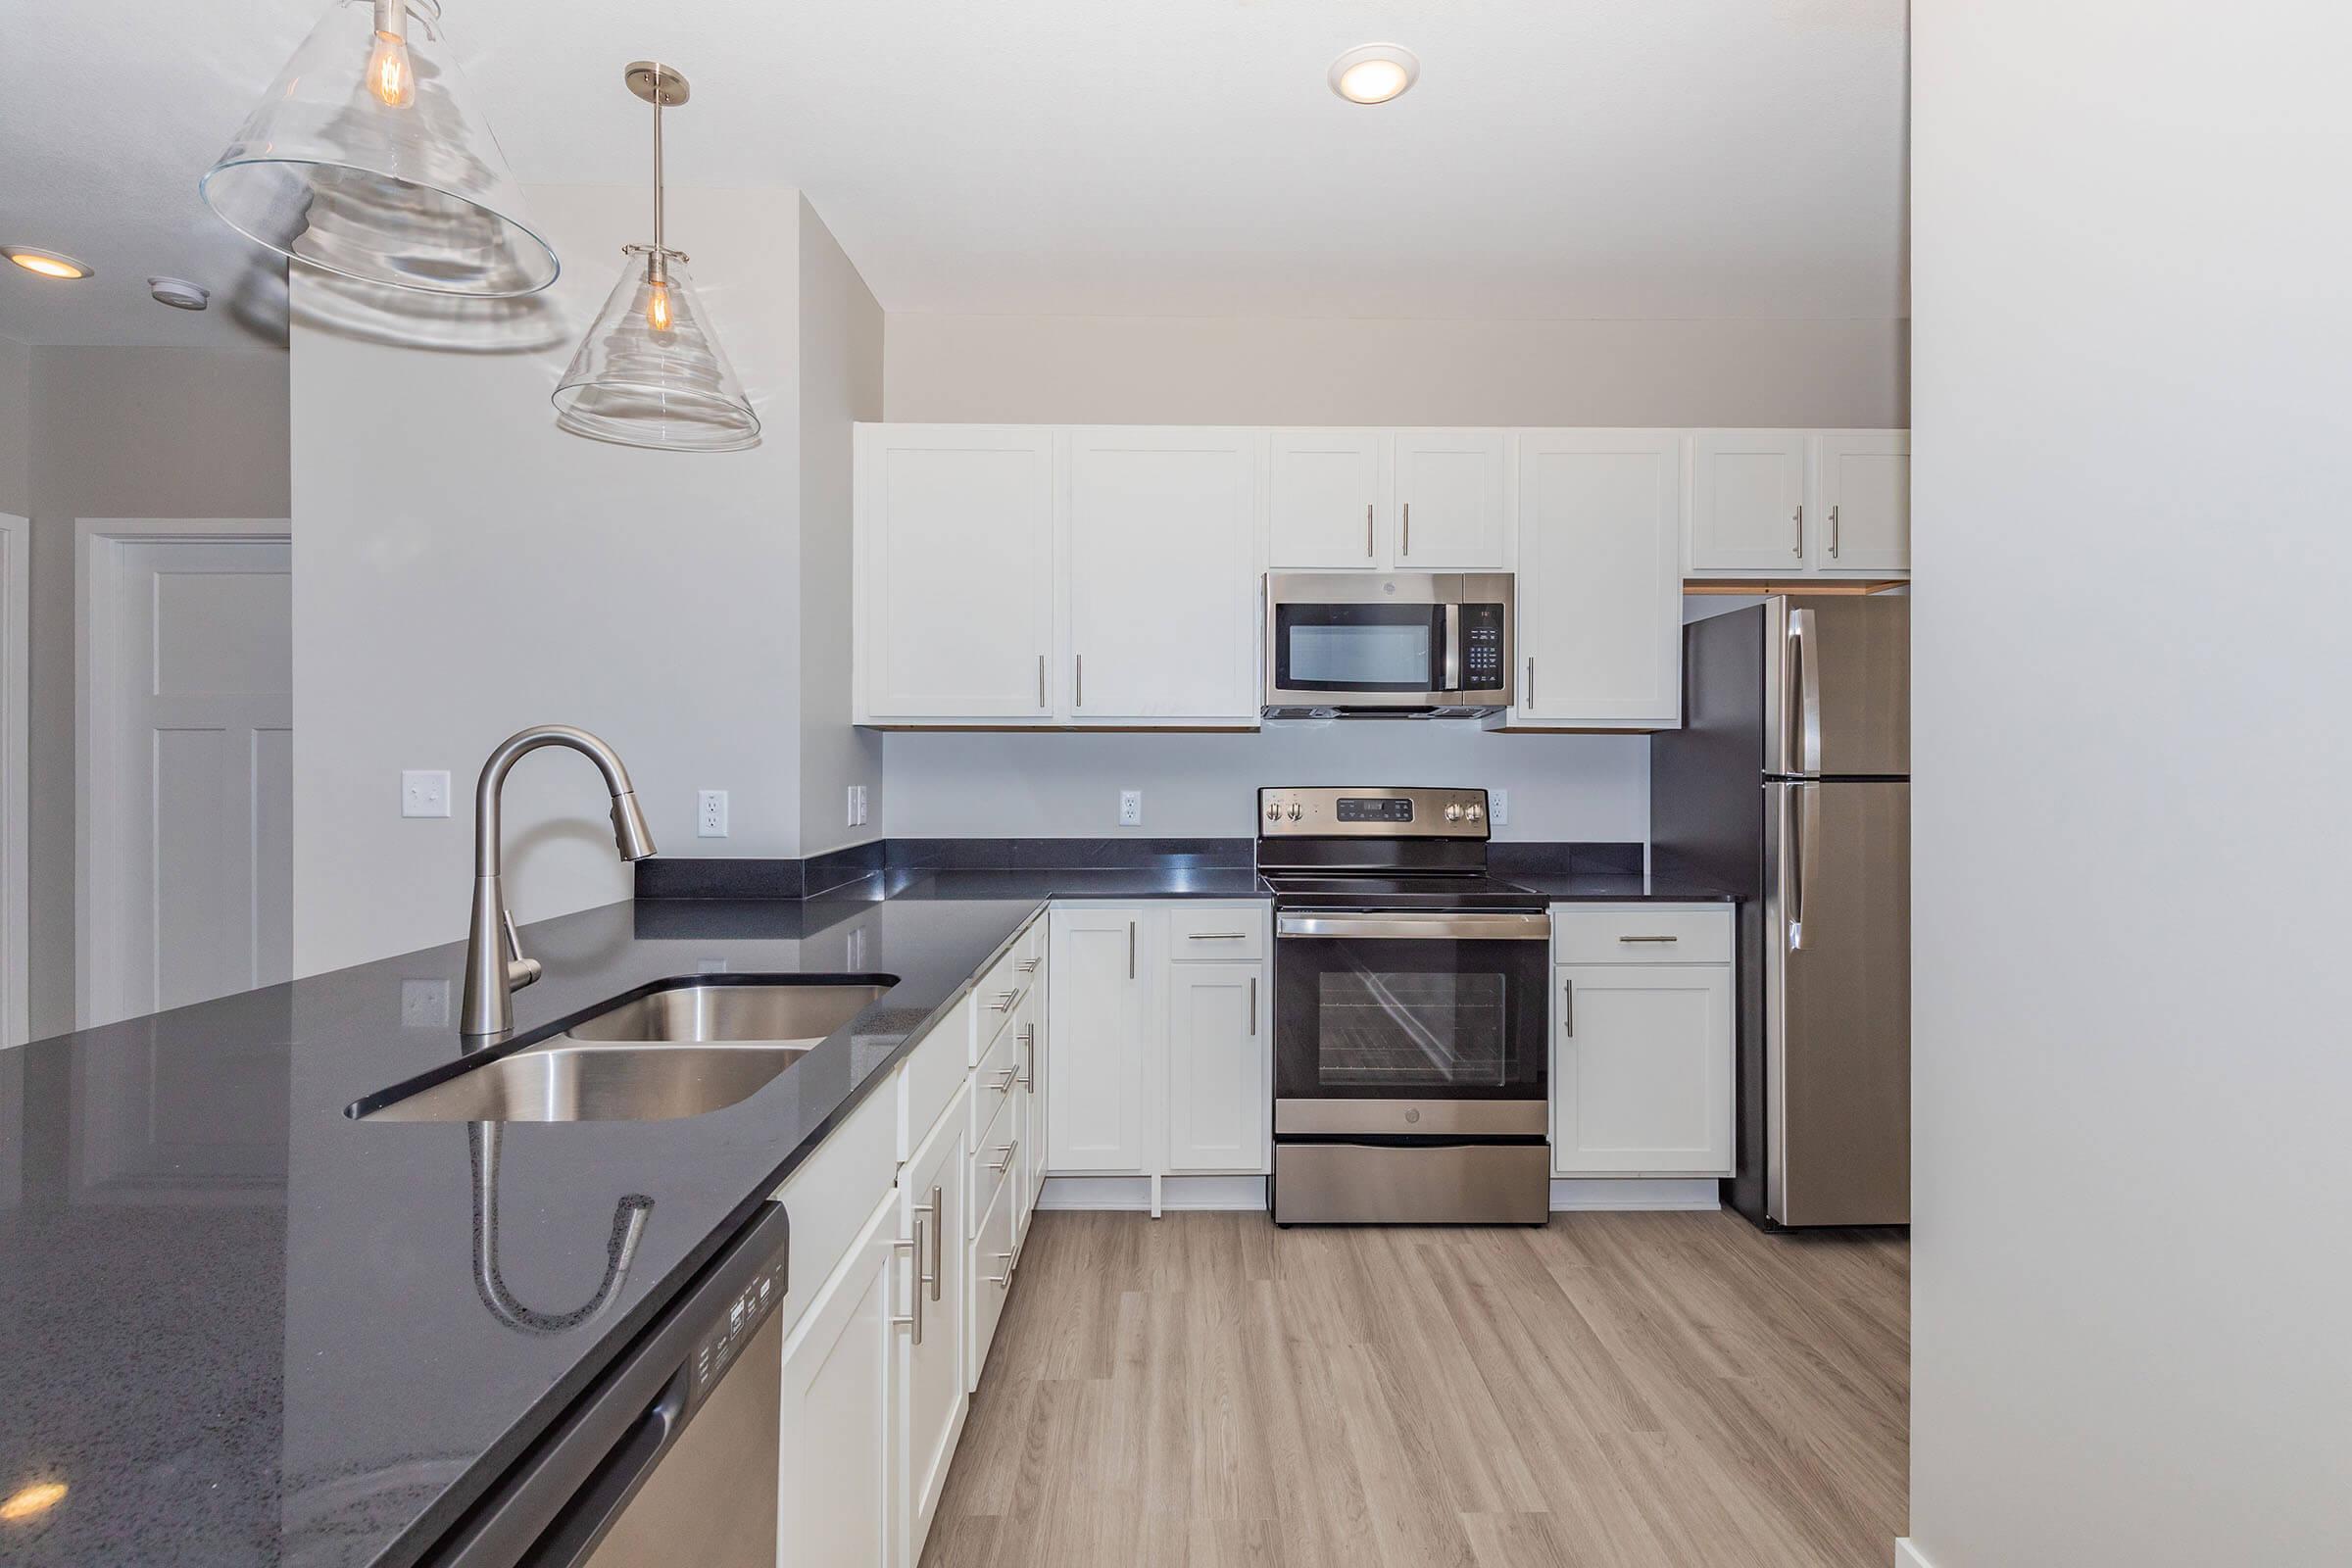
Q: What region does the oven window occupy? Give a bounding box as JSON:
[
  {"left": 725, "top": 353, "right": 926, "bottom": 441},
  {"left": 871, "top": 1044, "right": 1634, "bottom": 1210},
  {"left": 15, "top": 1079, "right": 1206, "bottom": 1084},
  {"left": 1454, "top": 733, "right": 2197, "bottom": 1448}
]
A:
[
  {"left": 1317, "top": 967, "right": 1505, "bottom": 1088},
  {"left": 1274, "top": 604, "right": 1445, "bottom": 692}
]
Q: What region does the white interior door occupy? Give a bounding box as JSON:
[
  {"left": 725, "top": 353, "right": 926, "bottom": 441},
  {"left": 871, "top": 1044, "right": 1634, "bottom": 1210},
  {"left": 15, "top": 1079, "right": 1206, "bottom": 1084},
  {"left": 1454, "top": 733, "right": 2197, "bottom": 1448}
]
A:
[{"left": 84, "top": 533, "right": 292, "bottom": 1026}]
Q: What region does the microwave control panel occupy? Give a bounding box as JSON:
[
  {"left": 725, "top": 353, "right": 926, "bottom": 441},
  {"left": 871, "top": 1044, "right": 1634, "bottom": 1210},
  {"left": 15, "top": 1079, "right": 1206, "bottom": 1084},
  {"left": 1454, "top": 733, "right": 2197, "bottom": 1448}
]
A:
[{"left": 1459, "top": 604, "right": 1506, "bottom": 692}]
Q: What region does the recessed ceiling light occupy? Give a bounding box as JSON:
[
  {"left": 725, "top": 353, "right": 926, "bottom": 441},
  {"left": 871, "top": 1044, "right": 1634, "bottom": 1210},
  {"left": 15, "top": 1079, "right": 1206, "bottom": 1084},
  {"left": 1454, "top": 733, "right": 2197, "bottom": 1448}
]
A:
[
  {"left": 4, "top": 245, "right": 95, "bottom": 280},
  {"left": 1330, "top": 44, "right": 1419, "bottom": 105},
  {"left": 149, "top": 276, "right": 212, "bottom": 312}
]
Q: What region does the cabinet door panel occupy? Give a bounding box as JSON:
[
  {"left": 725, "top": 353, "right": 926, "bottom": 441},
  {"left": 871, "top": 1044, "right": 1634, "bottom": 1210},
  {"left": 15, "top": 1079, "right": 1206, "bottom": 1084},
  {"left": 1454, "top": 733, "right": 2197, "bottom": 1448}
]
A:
[
  {"left": 1394, "top": 429, "right": 1508, "bottom": 569},
  {"left": 1269, "top": 429, "right": 1383, "bottom": 567},
  {"left": 1165, "top": 962, "right": 1269, "bottom": 1173},
  {"left": 1515, "top": 431, "right": 1682, "bottom": 727},
  {"left": 1066, "top": 430, "right": 1259, "bottom": 721},
  {"left": 1046, "top": 908, "right": 1152, "bottom": 1173},
  {"left": 778, "top": 1196, "right": 898, "bottom": 1568},
  {"left": 1690, "top": 431, "right": 1810, "bottom": 571},
  {"left": 1552, "top": 965, "right": 1734, "bottom": 1176},
  {"left": 900, "top": 1093, "right": 967, "bottom": 1563},
  {"left": 859, "top": 426, "right": 1055, "bottom": 719},
  {"left": 1815, "top": 432, "right": 1910, "bottom": 573}
]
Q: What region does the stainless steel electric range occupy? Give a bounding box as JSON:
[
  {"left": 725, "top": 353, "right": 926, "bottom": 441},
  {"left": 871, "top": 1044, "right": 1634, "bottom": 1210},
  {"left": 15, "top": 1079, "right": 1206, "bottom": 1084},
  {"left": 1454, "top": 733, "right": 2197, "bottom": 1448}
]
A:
[{"left": 1260, "top": 787, "right": 1552, "bottom": 1226}]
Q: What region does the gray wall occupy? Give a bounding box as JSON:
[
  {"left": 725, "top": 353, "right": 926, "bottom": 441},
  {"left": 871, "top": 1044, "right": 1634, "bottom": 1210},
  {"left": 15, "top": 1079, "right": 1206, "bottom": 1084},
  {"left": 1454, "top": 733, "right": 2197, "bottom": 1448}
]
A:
[
  {"left": 876, "top": 310, "right": 1906, "bottom": 844},
  {"left": 885, "top": 315, "right": 1907, "bottom": 427},
  {"left": 1908, "top": 4, "right": 2351, "bottom": 1564},
  {"left": 23, "top": 347, "right": 290, "bottom": 1038},
  {"left": 797, "top": 198, "right": 887, "bottom": 858},
  {"left": 0, "top": 336, "right": 28, "bottom": 516}
]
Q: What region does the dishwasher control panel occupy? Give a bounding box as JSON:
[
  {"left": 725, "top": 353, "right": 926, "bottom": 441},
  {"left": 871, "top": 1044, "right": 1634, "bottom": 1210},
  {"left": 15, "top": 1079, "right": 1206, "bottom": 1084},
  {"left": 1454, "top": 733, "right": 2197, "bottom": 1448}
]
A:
[{"left": 691, "top": 1250, "right": 788, "bottom": 1406}]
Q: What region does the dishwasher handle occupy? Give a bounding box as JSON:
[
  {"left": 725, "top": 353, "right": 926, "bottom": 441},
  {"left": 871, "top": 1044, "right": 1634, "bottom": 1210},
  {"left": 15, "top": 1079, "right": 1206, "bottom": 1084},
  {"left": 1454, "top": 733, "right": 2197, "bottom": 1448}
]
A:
[{"left": 423, "top": 1201, "right": 792, "bottom": 1568}]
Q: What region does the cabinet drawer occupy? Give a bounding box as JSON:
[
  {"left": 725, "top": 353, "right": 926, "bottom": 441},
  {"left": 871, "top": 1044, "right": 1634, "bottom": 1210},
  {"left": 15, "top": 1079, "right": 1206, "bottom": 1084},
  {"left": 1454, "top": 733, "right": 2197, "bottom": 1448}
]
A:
[
  {"left": 971, "top": 949, "right": 1031, "bottom": 1063},
  {"left": 1167, "top": 904, "right": 1266, "bottom": 962},
  {"left": 968, "top": 1003, "right": 1023, "bottom": 1150},
  {"left": 899, "top": 993, "right": 975, "bottom": 1161},
  {"left": 769, "top": 1069, "right": 900, "bottom": 1344},
  {"left": 1551, "top": 906, "right": 1732, "bottom": 965},
  {"left": 968, "top": 1088, "right": 1020, "bottom": 1240},
  {"left": 969, "top": 1163, "right": 1017, "bottom": 1387}
]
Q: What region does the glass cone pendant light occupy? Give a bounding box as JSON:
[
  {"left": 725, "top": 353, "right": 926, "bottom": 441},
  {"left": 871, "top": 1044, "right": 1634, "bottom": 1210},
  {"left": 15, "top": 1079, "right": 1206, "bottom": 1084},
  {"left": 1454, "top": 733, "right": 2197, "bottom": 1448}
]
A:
[
  {"left": 201, "top": 0, "right": 557, "bottom": 296},
  {"left": 553, "top": 63, "right": 759, "bottom": 452}
]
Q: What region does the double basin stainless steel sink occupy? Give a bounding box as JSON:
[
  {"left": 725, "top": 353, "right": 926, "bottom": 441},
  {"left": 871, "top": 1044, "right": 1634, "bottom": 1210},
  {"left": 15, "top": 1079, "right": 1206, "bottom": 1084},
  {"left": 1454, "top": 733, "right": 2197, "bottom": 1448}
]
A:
[{"left": 359, "top": 979, "right": 891, "bottom": 1124}]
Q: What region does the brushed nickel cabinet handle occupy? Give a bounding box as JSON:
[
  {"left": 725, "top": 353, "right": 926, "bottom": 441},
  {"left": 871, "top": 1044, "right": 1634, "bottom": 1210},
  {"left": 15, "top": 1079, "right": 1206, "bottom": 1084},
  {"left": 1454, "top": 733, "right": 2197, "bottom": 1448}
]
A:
[
  {"left": 1365, "top": 502, "right": 1375, "bottom": 558},
  {"left": 1618, "top": 935, "right": 1681, "bottom": 944},
  {"left": 1249, "top": 977, "right": 1256, "bottom": 1036},
  {"left": 1187, "top": 931, "right": 1249, "bottom": 941},
  {"left": 915, "top": 1185, "right": 943, "bottom": 1300},
  {"left": 1525, "top": 657, "right": 1535, "bottom": 707},
  {"left": 1128, "top": 920, "right": 1136, "bottom": 979},
  {"left": 989, "top": 990, "right": 1017, "bottom": 1012},
  {"left": 1830, "top": 503, "right": 1841, "bottom": 559},
  {"left": 1017, "top": 958, "right": 1040, "bottom": 973},
  {"left": 989, "top": 1250, "right": 1013, "bottom": 1288},
  {"left": 990, "top": 1066, "right": 1018, "bottom": 1093},
  {"left": 989, "top": 1145, "right": 1014, "bottom": 1173},
  {"left": 1562, "top": 978, "right": 1574, "bottom": 1037},
  {"left": 1038, "top": 653, "right": 1047, "bottom": 709},
  {"left": 1792, "top": 503, "right": 1804, "bottom": 558},
  {"left": 1074, "top": 653, "right": 1083, "bottom": 709},
  {"left": 891, "top": 1224, "right": 924, "bottom": 1344},
  {"left": 1401, "top": 501, "right": 1410, "bottom": 557}
]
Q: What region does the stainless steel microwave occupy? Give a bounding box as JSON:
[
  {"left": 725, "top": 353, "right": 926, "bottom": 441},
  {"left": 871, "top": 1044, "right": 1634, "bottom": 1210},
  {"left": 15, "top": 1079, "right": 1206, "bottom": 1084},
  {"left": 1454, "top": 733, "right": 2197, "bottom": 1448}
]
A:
[{"left": 1263, "top": 572, "right": 1514, "bottom": 717}]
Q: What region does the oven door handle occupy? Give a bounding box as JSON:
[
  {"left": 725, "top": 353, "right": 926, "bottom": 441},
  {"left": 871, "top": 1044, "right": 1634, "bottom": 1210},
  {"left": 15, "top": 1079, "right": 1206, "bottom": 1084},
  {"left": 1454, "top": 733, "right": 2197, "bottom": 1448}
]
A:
[{"left": 1276, "top": 911, "right": 1553, "bottom": 942}]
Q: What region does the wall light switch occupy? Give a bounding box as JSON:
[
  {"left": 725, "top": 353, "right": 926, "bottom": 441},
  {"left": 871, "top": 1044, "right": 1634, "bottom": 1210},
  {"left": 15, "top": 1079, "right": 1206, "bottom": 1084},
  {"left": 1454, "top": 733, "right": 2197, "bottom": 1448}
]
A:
[
  {"left": 699, "top": 790, "right": 729, "bottom": 838},
  {"left": 402, "top": 770, "right": 451, "bottom": 818},
  {"left": 1491, "top": 789, "right": 1510, "bottom": 826},
  {"left": 1118, "top": 789, "right": 1144, "bottom": 826}
]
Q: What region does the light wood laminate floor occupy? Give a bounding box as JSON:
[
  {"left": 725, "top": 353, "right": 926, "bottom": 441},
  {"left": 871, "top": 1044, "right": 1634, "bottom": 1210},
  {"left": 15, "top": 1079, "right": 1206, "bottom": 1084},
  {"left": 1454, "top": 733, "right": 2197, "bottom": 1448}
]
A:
[{"left": 920, "top": 1208, "right": 1907, "bottom": 1568}]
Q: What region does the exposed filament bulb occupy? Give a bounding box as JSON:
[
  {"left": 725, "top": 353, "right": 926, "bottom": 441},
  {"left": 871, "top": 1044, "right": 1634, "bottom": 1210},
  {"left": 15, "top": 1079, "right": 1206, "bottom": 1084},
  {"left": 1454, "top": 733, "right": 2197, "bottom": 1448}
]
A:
[
  {"left": 646, "top": 279, "right": 673, "bottom": 334},
  {"left": 367, "top": 2, "right": 415, "bottom": 108}
]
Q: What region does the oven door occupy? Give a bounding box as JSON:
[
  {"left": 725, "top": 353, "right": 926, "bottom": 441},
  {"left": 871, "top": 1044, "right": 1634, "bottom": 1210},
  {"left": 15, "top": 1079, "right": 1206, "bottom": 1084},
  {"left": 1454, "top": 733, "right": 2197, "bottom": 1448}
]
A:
[{"left": 1273, "top": 910, "right": 1550, "bottom": 1136}]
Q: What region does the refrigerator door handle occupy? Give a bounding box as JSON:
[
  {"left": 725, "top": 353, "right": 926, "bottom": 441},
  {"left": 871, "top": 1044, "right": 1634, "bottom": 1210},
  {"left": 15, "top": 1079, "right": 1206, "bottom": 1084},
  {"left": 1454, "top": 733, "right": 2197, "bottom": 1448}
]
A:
[
  {"left": 1788, "top": 781, "right": 1818, "bottom": 950},
  {"left": 1788, "top": 607, "right": 1823, "bottom": 777}
]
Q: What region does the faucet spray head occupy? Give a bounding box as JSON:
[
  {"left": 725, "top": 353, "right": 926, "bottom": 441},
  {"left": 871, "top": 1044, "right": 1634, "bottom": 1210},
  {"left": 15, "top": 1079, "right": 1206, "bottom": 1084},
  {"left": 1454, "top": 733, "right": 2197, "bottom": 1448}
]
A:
[{"left": 611, "top": 792, "right": 657, "bottom": 861}]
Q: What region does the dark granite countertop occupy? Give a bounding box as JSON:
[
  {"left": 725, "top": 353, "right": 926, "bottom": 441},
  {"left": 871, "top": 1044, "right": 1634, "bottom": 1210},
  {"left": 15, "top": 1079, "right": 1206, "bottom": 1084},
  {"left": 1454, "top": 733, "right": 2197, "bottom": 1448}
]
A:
[
  {"left": 0, "top": 868, "right": 1267, "bottom": 1568},
  {"left": 1508, "top": 871, "right": 1739, "bottom": 902},
  {"left": 0, "top": 853, "right": 1729, "bottom": 1567}
]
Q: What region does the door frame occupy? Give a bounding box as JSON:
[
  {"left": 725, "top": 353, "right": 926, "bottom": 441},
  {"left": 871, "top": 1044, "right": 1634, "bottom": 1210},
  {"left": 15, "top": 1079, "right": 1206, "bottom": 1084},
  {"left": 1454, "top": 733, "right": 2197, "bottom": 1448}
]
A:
[
  {"left": 74, "top": 517, "right": 292, "bottom": 1028},
  {"left": 0, "top": 515, "right": 25, "bottom": 1047}
]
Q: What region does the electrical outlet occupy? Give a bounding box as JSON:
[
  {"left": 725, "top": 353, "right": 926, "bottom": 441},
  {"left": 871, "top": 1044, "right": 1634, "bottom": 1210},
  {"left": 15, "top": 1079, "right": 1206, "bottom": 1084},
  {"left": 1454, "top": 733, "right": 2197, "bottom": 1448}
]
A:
[
  {"left": 1118, "top": 789, "right": 1144, "bottom": 826},
  {"left": 1491, "top": 789, "right": 1510, "bottom": 826},
  {"left": 401, "top": 770, "right": 450, "bottom": 818},
  {"left": 697, "top": 957, "right": 731, "bottom": 974},
  {"left": 848, "top": 783, "right": 868, "bottom": 828},
  {"left": 698, "top": 789, "right": 729, "bottom": 838}
]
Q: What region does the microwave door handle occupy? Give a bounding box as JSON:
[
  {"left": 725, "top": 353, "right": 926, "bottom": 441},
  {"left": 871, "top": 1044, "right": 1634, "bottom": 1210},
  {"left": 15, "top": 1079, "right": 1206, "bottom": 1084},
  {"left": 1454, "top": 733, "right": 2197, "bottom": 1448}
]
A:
[{"left": 1442, "top": 602, "right": 1461, "bottom": 695}]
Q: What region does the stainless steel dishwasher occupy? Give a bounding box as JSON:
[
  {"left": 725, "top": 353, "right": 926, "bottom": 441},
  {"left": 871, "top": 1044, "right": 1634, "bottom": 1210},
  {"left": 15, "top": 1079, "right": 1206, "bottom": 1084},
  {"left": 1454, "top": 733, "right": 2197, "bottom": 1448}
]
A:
[{"left": 425, "top": 1202, "right": 790, "bottom": 1568}]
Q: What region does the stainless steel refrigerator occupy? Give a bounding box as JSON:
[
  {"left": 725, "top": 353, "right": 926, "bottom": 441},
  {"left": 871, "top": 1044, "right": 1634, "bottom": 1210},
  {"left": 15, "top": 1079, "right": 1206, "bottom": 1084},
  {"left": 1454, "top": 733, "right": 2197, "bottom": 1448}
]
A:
[{"left": 1651, "top": 596, "right": 1909, "bottom": 1228}]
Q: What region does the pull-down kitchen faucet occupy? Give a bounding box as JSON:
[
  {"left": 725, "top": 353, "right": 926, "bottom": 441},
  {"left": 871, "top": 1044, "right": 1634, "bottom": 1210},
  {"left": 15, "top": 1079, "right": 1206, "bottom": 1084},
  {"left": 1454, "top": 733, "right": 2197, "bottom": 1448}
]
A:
[{"left": 461, "top": 724, "right": 657, "bottom": 1039}]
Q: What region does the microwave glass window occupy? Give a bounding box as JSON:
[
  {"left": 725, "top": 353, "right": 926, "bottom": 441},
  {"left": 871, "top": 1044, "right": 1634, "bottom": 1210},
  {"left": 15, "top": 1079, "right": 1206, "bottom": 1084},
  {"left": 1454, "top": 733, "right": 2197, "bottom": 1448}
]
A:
[
  {"left": 1289, "top": 622, "right": 1432, "bottom": 686},
  {"left": 1316, "top": 966, "right": 1507, "bottom": 1090}
]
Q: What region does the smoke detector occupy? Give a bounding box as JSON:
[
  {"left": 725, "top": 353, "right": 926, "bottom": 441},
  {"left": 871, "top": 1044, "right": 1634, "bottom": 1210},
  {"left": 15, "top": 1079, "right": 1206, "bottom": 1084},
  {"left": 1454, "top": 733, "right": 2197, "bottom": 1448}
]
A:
[{"left": 148, "top": 276, "right": 211, "bottom": 312}]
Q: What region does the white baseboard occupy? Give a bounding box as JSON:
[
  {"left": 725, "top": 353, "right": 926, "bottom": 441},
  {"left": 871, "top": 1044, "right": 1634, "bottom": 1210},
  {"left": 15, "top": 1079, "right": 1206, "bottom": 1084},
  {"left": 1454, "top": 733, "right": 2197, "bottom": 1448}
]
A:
[
  {"left": 1894, "top": 1539, "right": 1935, "bottom": 1568},
  {"left": 1036, "top": 1175, "right": 1719, "bottom": 1214},
  {"left": 1037, "top": 1175, "right": 1267, "bottom": 1211},
  {"left": 1549, "top": 1178, "right": 1720, "bottom": 1210}
]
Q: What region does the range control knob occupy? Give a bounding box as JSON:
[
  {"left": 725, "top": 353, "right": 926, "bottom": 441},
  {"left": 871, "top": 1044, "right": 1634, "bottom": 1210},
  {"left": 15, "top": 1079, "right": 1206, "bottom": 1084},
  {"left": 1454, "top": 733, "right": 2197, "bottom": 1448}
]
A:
[
  {"left": 1445, "top": 803, "right": 1464, "bottom": 822},
  {"left": 1265, "top": 804, "right": 1281, "bottom": 821},
  {"left": 1465, "top": 804, "right": 1485, "bottom": 822},
  {"left": 1286, "top": 803, "right": 1303, "bottom": 821}
]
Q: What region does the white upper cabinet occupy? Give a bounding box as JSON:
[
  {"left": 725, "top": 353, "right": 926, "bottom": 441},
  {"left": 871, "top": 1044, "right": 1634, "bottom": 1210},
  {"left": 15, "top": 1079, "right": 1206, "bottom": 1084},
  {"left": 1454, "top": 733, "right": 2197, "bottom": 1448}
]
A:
[
  {"left": 857, "top": 425, "right": 1056, "bottom": 721},
  {"left": 1689, "top": 430, "right": 1812, "bottom": 572},
  {"left": 1509, "top": 430, "right": 1683, "bottom": 730},
  {"left": 1065, "top": 428, "right": 1261, "bottom": 723},
  {"left": 1813, "top": 431, "right": 1911, "bottom": 574},
  {"left": 1268, "top": 429, "right": 1384, "bottom": 567},
  {"left": 1391, "top": 429, "right": 1509, "bottom": 569}
]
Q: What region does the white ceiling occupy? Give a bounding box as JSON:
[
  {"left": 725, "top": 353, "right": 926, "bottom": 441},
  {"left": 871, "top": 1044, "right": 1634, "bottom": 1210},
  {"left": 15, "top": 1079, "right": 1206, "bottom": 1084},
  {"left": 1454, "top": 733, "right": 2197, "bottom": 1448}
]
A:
[{"left": 0, "top": 0, "right": 1908, "bottom": 349}]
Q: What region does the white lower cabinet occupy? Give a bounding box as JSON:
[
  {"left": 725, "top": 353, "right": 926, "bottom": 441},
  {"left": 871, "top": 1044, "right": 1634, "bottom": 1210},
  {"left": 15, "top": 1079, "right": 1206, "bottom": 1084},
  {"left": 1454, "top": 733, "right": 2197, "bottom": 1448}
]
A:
[
  {"left": 1046, "top": 904, "right": 1272, "bottom": 1193},
  {"left": 1045, "top": 907, "right": 1153, "bottom": 1173},
  {"left": 1164, "top": 962, "right": 1270, "bottom": 1173},
  {"left": 896, "top": 1085, "right": 967, "bottom": 1565},
  {"left": 1549, "top": 906, "right": 1736, "bottom": 1178},
  {"left": 777, "top": 1191, "right": 900, "bottom": 1568},
  {"left": 968, "top": 1157, "right": 1017, "bottom": 1387}
]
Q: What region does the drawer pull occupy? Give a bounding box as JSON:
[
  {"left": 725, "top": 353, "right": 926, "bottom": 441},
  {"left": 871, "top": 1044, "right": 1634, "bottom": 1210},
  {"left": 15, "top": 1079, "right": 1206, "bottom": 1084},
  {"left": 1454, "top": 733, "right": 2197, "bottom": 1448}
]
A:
[
  {"left": 988, "top": 1250, "right": 1013, "bottom": 1288},
  {"left": 988, "top": 1145, "right": 1015, "bottom": 1173},
  {"left": 1187, "top": 931, "right": 1250, "bottom": 941},
  {"left": 989, "top": 1067, "right": 1018, "bottom": 1094},
  {"left": 1617, "top": 935, "right": 1681, "bottom": 944},
  {"left": 1017, "top": 958, "right": 1040, "bottom": 974},
  {"left": 1562, "top": 978, "right": 1574, "bottom": 1038},
  {"left": 989, "top": 990, "right": 1018, "bottom": 1012}
]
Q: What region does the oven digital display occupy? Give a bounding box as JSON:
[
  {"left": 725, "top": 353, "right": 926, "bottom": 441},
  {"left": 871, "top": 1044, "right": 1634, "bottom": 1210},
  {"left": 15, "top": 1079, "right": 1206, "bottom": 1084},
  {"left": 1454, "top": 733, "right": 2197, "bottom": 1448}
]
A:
[{"left": 1336, "top": 797, "right": 1414, "bottom": 823}]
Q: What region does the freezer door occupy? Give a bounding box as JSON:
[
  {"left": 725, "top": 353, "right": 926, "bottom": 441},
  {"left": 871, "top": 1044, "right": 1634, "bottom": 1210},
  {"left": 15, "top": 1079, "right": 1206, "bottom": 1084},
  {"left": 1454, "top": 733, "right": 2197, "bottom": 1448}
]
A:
[
  {"left": 1767, "top": 596, "right": 1910, "bottom": 777},
  {"left": 1764, "top": 780, "right": 1910, "bottom": 1226}
]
